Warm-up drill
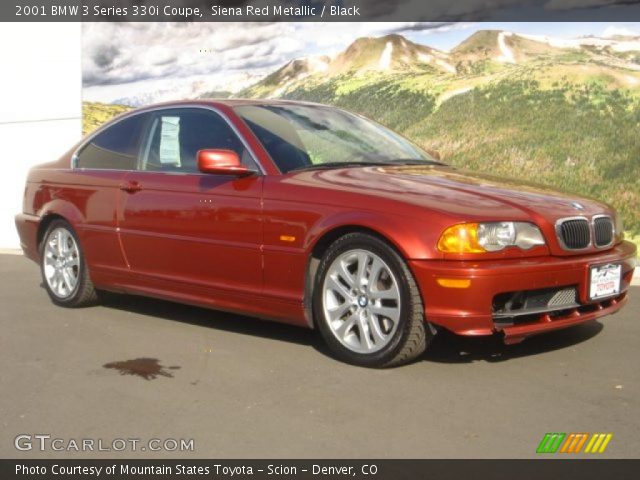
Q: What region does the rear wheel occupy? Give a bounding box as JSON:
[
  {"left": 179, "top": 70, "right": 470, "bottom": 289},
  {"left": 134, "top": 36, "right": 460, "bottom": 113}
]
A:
[
  {"left": 314, "top": 233, "right": 430, "bottom": 367},
  {"left": 40, "top": 220, "right": 98, "bottom": 307}
]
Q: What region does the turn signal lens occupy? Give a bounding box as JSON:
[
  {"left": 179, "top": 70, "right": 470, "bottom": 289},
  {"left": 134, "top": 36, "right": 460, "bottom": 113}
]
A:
[
  {"left": 437, "top": 223, "right": 485, "bottom": 253},
  {"left": 436, "top": 278, "right": 471, "bottom": 288}
]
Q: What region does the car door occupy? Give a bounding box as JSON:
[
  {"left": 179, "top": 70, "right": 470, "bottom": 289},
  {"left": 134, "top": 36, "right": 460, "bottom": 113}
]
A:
[
  {"left": 117, "top": 107, "right": 264, "bottom": 297},
  {"left": 72, "top": 113, "right": 147, "bottom": 274}
]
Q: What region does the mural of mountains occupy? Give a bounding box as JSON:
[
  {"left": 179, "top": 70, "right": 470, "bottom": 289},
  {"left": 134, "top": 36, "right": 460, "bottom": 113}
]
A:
[
  {"left": 241, "top": 30, "right": 640, "bottom": 99},
  {"left": 83, "top": 29, "right": 640, "bottom": 239}
]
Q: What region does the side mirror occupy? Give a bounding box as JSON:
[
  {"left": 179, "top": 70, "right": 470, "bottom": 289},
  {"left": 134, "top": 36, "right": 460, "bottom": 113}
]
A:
[{"left": 197, "top": 149, "right": 253, "bottom": 176}]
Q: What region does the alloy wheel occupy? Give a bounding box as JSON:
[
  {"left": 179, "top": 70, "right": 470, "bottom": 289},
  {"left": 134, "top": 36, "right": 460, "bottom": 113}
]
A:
[
  {"left": 43, "top": 227, "right": 80, "bottom": 299},
  {"left": 322, "top": 249, "right": 401, "bottom": 354}
]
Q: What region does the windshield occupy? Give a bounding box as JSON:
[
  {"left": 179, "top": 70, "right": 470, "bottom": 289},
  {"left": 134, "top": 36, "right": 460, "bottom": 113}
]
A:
[{"left": 234, "top": 104, "right": 438, "bottom": 173}]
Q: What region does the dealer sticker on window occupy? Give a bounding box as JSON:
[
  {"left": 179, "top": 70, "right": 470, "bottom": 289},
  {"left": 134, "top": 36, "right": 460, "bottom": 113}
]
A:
[{"left": 589, "top": 264, "right": 621, "bottom": 300}]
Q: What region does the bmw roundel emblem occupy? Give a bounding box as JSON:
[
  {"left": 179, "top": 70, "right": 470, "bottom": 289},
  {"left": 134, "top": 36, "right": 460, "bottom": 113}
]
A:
[{"left": 571, "top": 201, "right": 585, "bottom": 211}]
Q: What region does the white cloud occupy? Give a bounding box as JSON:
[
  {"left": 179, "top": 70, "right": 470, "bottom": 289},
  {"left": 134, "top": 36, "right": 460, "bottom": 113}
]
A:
[
  {"left": 82, "top": 22, "right": 303, "bottom": 87},
  {"left": 602, "top": 25, "right": 639, "bottom": 38}
]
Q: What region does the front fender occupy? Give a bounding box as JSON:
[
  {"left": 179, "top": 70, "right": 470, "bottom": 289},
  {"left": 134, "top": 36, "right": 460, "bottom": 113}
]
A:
[
  {"left": 301, "top": 210, "right": 443, "bottom": 329},
  {"left": 305, "top": 209, "right": 443, "bottom": 260}
]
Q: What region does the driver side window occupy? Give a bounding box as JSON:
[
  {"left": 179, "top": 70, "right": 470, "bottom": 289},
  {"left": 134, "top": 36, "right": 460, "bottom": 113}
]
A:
[{"left": 139, "top": 109, "right": 258, "bottom": 173}]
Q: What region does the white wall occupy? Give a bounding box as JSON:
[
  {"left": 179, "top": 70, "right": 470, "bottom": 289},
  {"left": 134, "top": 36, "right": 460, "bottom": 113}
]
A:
[{"left": 0, "top": 23, "right": 82, "bottom": 249}]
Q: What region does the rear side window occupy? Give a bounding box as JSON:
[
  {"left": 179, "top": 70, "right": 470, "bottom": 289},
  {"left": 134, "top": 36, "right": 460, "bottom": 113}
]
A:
[{"left": 76, "top": 114, "right": 146, "bottom": 170}]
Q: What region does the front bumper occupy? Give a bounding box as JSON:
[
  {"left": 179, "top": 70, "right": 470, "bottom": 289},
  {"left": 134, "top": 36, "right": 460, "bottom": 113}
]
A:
[{"left": 409, "top": 240, "right": 636, "bottom": 343}]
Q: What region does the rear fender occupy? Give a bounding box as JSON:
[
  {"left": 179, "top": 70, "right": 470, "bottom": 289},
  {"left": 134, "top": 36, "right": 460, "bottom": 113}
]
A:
[{"left": 37, "top": 199, "right": 86, "bottom": 242}]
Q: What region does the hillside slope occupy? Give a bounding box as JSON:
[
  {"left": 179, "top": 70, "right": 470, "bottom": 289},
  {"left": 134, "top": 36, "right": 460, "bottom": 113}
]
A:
[{"left": 83, "top": 102, "right": 131, "bottom": 136}]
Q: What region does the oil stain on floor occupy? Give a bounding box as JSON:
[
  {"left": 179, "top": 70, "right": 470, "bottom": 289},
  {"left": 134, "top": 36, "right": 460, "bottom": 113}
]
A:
[{"left": 103, "top": 358, "right": 180, "bottom": 380}]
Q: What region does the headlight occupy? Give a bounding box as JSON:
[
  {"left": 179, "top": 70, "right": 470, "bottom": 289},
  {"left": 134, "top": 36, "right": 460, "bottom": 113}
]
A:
[{"left": 437, "top": 222, "right": 546, "bottom": 253}]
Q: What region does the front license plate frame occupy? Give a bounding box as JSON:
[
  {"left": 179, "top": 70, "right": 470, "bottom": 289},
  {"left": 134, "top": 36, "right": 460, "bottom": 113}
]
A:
[{"left": 589, "top": 263, "right": 621, "bottom": 300}]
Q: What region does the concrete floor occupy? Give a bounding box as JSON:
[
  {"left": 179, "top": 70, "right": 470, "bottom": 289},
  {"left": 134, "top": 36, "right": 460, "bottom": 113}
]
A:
[{"left": 1, "top": 254, "right": 638, "bottom": 458}]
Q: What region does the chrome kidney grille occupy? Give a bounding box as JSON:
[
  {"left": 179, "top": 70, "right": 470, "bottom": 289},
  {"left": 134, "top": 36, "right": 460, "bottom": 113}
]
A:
[
  {"left": 556, "top": 215, "right": 614, "bottom": 250},
  {"left": 593, "top": 216, "right": 614, "bottom": 247},
  {"left": 557, "top": 218, "right": 590, "bottom": 249}
]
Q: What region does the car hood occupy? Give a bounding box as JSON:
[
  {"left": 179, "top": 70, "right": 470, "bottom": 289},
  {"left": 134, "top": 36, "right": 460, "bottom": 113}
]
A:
[{"left": 286, "top": 165, "right": 612, "bottom": 223}]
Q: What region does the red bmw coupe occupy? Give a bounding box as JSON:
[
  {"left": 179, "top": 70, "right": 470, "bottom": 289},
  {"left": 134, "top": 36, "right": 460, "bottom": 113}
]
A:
[{"left": 15, "top": 100, "right": 636, "bottom": 367}]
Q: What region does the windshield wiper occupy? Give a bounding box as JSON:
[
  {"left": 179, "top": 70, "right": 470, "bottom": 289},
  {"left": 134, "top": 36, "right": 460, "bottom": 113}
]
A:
[
  {"left": 290, "top": 161, "right": 392, "bottom": 172},
  {"left": 289, "top": 158, "right": 446, "bottom": 172},
  {"left": 387, "top": 158, "right": 447, "bottom": 166}
]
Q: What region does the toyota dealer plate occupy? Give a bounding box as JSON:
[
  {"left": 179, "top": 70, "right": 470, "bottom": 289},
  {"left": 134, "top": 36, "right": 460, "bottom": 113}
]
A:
[{"left": 589, "top": 264, "right": 621, "bottom": 300}]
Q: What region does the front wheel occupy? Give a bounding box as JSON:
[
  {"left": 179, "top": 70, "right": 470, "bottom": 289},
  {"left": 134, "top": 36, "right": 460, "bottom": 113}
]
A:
[
  {"left": 313, "top": 233, "right": 431, "bottom": 367},
  {"left": 40, "top": 220, "right": 98, "bottom": 307}
]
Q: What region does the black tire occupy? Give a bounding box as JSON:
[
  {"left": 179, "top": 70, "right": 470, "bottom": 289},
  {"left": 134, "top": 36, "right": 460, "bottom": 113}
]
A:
[
  {"left": 313, "top": 233, "right": 430, "bottom": 367},
  {"left": 40, "top": 219, "right": 98, "bottom": 307}
]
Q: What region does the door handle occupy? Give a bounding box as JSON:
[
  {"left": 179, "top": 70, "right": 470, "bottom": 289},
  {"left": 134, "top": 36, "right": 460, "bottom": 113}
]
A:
[{"left": 119, "top": 180, "right": 142, "bottom": 193}]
